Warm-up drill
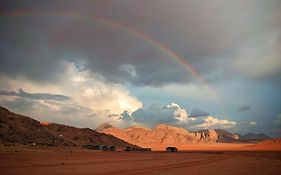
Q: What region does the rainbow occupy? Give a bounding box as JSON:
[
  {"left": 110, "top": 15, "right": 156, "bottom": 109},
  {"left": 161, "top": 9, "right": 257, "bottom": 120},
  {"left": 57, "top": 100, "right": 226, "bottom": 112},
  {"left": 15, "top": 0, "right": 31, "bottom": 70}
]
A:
[{"left": 0, "top": 10, "right": 222, "bottom": 103}]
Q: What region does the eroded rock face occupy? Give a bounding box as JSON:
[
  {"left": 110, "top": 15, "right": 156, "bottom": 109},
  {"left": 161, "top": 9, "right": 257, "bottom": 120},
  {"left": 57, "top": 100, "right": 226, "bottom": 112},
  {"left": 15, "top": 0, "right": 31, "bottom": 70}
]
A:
[
  {"left": 214, "top": 129, "right": 240, "bottom": 142},
  {"left": 98, "top": 123, "right": 220, "bottom": 147}
]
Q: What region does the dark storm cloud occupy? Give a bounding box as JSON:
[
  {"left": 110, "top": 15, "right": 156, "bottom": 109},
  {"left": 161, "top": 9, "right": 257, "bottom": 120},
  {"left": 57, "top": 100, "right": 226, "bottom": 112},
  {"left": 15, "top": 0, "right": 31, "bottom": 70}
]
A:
[
  {"left": 237, "top": 105, "right": 251, "bottom": 112},
  {"left": 0, "top": 8, "right": 188, "bottom": 86},
  {"left": 0, "top": 14, "right": 69, "bottom": 82},
  {"left": 0, "top": 0, "right": 280, "bottom": 86},
  {"left": 0, "top": 88, "right": 70, "bottom": 101}
]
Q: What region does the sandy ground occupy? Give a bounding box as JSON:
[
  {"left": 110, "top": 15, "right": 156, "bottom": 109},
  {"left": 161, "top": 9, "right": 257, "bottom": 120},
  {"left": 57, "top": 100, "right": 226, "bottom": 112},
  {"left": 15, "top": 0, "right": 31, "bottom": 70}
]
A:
[
  {"left": 0, "top": 144, "right": 281, "bottom": 175},
  {"left": 149, "top": 142, "right": 281, "bottom": 151}
]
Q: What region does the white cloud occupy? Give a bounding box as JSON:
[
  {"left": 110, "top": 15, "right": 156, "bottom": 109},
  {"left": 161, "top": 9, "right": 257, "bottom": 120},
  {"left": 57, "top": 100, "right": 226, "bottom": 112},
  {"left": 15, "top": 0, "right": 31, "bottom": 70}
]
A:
[
  {"left": 194, "top": 116, "right": 236, "bottom": 129},
  {"left": 165, "top": 102, "right": 189, "bottom": 122},
  {"left": 249, "top": 121, "right": 257, "bottom": 125},
  {"left": 59, "top": 62, "right": 143, "bottom": 114},
  {"left": 0, "top": 61, "right": 143, "bottom": 128},
  {"left": 189, "top": 117, "right": 197, "bottom": 121},
  {"left": 165, "top": 103, "right": 181, "bottom": 110}
]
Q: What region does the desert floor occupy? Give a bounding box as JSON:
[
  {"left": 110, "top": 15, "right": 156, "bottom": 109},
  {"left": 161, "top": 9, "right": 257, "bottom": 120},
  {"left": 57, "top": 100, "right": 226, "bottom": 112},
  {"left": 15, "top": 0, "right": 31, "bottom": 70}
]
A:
[
  {"left": 148, "top": 142, "right": 281, "bottom": 151},
  {"left": 0, "top": 144, "right": 281, "bottom": 175}
]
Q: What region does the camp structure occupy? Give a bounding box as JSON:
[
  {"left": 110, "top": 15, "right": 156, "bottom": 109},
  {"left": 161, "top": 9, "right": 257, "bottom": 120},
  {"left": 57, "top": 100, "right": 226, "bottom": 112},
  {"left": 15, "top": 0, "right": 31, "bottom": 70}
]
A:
[
  {"left": 166, "top": 147, "right": 178, "bottom": 152},
  {"left": 81, "top": 145, "right": 116, "bottom": 151},
  {"left": 124, "top": 146, "right": 133, "bottom": 151},
  {"left": 81, "top": 144, "right": 95, "bottom": 149},
  {"left": 108, "top": 145, "right": 116, "bottom": 151},
  {"left": 101, "top": 145, "right": 109, "bottom": 150},
  {"left": 123, "top": 147, "right": 151, "bottom": 152},
  {"left": 93, "top": 145, "right": 101, "bottom": 150}
]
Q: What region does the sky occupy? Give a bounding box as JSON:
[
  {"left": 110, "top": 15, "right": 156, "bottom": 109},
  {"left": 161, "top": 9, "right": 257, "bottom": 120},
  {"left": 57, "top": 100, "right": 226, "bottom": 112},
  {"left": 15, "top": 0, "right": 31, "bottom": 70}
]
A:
[{"left": 0, "top": 0, "right": 280, "bottom": 137}]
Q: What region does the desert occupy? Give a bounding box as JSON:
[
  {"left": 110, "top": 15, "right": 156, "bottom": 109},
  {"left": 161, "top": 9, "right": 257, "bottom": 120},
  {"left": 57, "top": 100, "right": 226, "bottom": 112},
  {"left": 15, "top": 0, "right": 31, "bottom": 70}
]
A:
[
  {"left": 1, "top": 1, "right": 281, "bottom": 174},
  {"left": 1, "top": 146, "right": 281, "bottom": 175},
  {"left": 1, "top": 107, "right": 281, "bottom": 175}
]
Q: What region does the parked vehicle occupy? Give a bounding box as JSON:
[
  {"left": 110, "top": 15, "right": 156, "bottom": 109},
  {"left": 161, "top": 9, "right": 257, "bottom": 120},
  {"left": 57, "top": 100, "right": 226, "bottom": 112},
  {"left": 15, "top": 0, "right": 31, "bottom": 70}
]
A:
[
  {"left": 93, "top": 145, "right": 101, "bottom": 150},
  {"left": 82, "top": 144, "right": 95, "bottom": 149},
  {"left": 108, "top": 146, "right": 116, "bottom": 151},
  {"left": 82, "top": 145, "right": 116, "bottom": 151},
  {"left": 101, "top": 145, "right": 109, "bottom": 150},
  {"left": 124, "top": 146, "right": 134, "bottom": 151},
  {"left": 166, "top": 147, "right": 178, "bottom": 152},
  {"left": 123, "top": 147, "right": 151, "bottom": 152}
]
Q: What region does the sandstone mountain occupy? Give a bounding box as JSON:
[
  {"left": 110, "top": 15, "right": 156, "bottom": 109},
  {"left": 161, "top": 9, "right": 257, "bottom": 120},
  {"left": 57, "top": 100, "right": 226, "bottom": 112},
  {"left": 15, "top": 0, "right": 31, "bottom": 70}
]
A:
[
  {"left": 97, "top": 123, "right": 221, "bottom": 147},
  {"left": 214, "top": 129, "right": 240, "bottom": 142},
  {"left": 195, "top": 129, "right": 240, "bottom": 143},
  {"left": 0, "top": 106, "right": 137, "bottom": 148}
]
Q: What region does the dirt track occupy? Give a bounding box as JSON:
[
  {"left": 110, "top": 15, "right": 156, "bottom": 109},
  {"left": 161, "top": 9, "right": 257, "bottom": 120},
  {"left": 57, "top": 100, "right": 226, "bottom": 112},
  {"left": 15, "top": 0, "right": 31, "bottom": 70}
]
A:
[{"left": 1, "top": 150, "right": 281, "bottom": 175}]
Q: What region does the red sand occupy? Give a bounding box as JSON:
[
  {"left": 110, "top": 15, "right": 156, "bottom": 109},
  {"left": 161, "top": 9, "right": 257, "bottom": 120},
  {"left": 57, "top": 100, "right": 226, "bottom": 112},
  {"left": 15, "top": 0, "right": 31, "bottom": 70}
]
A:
[
  {"left": 0, "top": 143, "right": 281, "bottom": 175},
  {"left": 149, "top": 142, "right": 281, "bottom": 151}
]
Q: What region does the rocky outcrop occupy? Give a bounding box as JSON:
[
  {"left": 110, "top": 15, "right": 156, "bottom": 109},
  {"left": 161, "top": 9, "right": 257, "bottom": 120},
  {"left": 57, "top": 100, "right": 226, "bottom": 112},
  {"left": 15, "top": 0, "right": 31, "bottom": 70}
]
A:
[
  {"left": 214, "top": 129, "right": 239, "bottom": 142},
  {"left": 97, "top": 123, "right": 220, "bottom": 147}
]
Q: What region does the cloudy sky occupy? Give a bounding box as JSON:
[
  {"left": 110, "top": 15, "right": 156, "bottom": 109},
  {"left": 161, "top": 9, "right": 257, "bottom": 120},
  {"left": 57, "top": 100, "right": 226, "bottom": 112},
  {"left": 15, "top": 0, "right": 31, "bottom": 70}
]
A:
[{"left": 0, "top": 0, "right": 280, "bottom": 137}]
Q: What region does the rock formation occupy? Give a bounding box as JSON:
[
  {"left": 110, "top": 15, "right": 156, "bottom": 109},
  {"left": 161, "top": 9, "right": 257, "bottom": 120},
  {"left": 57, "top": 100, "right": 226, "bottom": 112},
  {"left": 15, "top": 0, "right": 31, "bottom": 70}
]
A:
[
  {"left": 97, "top": 123, "right": 220, "bottom": 147},
  {"left": 97, "top": 123, "right": 271, "bottom": 147}
]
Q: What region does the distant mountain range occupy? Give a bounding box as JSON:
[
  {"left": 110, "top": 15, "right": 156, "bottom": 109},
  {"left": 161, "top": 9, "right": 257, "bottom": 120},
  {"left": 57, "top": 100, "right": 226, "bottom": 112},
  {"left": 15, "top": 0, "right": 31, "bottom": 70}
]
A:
[
  {"left": 239, "top": 133, "right": 271, "bottom": 141},
  {"left": 97, "top": 123, "right": 271, "bottom": 147},
  {"left": 0, "top": 106, "right": 137, "bottom": 148}
]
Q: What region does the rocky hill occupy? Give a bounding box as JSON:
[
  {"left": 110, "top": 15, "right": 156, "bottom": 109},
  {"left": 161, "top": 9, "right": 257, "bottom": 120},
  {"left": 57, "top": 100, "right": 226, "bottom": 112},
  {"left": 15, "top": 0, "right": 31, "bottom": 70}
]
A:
[
  {"left": 0, "top": 106, "right": 137, "bottom": 148},
  {"left": 97, "top": 123, "right": 220, "bottom": 147}
]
